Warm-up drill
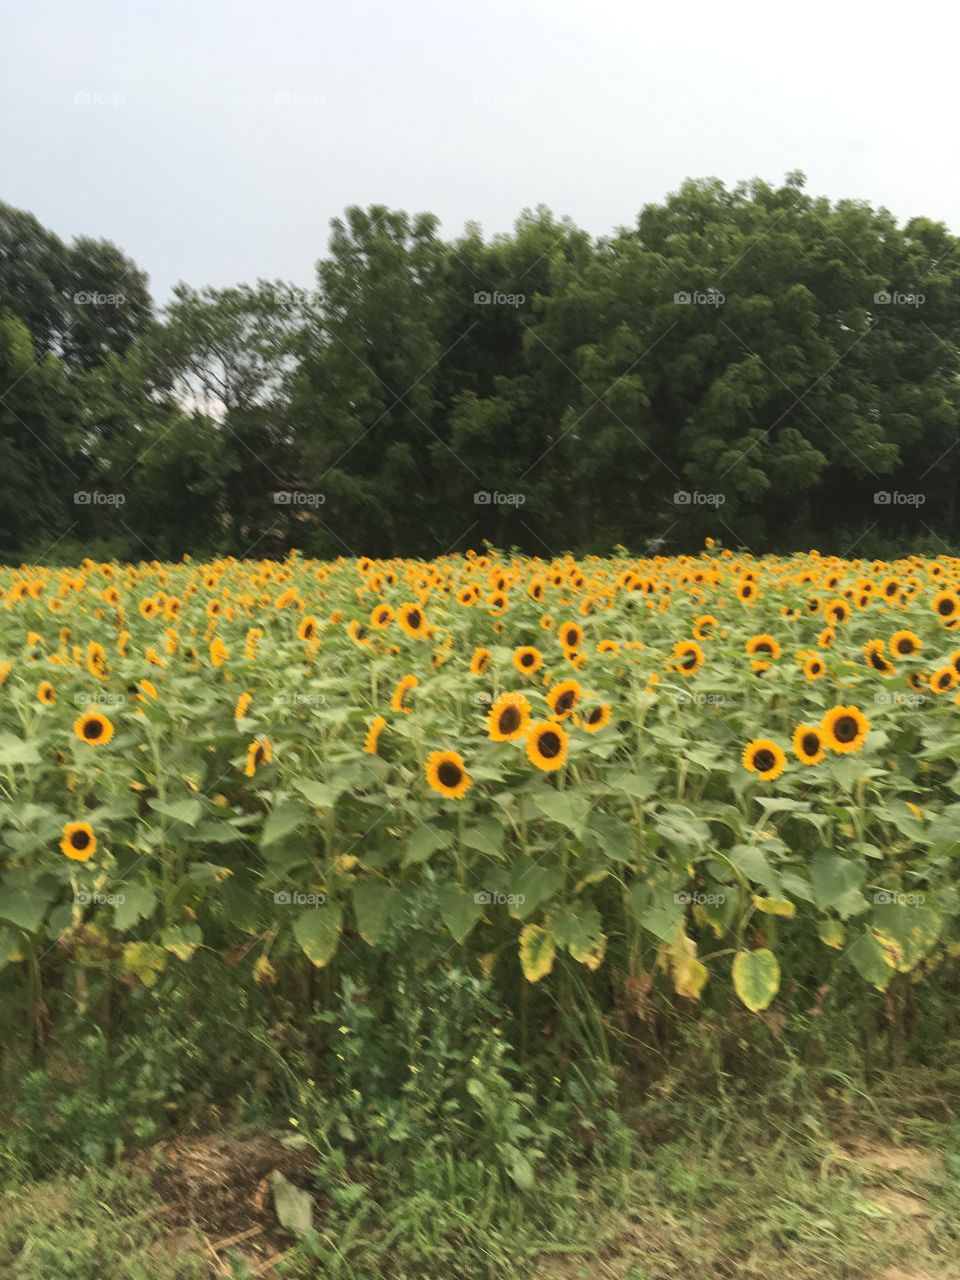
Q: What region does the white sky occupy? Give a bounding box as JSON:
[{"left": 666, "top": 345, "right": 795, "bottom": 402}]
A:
[{"left": 3, "top": 0, "right": 956, "bottom": 301}]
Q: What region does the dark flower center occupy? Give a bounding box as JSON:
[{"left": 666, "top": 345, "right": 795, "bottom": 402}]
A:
[
  {"left": 753, "top": 749, "right": 775, "bottom": 773},
  {"left": 498, "top": 705, "right": 521, "bottom": 734},
  {"left": 555, "top": 691, "right": 576, "bottom": 713},
  {"left": 71, "top": 829, "right": 91, "bottom": 850},
  {"left": 520, "top": 652, "right": 534, "bottom": 667},
  {"left": 834, "top": 715, "right": 858, "bottom": 743},
  {"left": 437, "top": 761, "right": 462, "bottom": 788},
  {"left": 83, "top": 718, "right": 104, "bottom": 740},
  {"left": 538, "top": 731, "right": 561, "bottom": 759},
  {"left": 802, "top": 733, "right": 820, "bottom": 757},
  {"left": 407, "top": 610, "right": 422, "bottom": 629},
  {"left": 587, "top": 707, "right": 603, "bottom": 725},
  {"left": 938, "top": 598, "right": 954, "bottom": 616}
]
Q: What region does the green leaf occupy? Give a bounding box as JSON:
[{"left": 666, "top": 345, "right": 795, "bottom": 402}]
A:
[
  {"left": 0, "top": 886, "right": 49, "bottom": 933},
  {"left": 269, "top": 1171, "right": 314, "bottom": 1238},
  {"left": 848, "top": 928, "right": 894, "bottom": 990},
  {"left": 351, "top": 879, "right": 396, "bottom": 945},
  {"left": 113, "top": 884, "right": 158, "bottom": 931},
  {"left": 149, "top": 797, "right": 203, "bottom": 828},
  {"left": 261, "top": 800, "right": 310, "bottom": 848},
  {"left": 437, "top": 884, "right": 482, "bottom": 943},
  {"left": 810, "top": 851, "right": 868, "bottom": 919},
  {"left": 160, "top": 923, "right": 202, "bottom": 960},
  {"left": 535, "top": 790, "right": 591, "bottom": 835},
  {"left": 732, "top": 949, "right": 781, "bottom": 1012},
  {"left": 293, "top": 902, "right": 343, "bottom": 967},
  {"left": 293, "top": 778, "right": 341, "bottom": 809},
  {"left": 0, "top": 734, "right": 41, "bottom": 767},
  {"left": 404, "top": 823, "right": 452, "bottom": 866}
]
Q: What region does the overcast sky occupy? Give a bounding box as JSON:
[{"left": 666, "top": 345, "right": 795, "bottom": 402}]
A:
[{"left": 3, "top": 0, "right": 956, "bottom": 302}]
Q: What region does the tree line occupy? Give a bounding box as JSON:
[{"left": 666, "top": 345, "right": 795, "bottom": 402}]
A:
[{"left": 2, "top": 172, "right": 958, "bottom": 564}]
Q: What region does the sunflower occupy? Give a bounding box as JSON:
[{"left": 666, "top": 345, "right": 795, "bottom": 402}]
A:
[
  {"left": 363, "top": 715, "right": 387, "bottom": 755},
  {"left": 425, "top": 750, "right": 472, "bottom": 799},
  {"left": 745, "top": 634, "right": 781, "bottom": 661},
  {"left": 803, "top": 655, "right": 826, "bottom": 680},
  {"left": 86, "top": 642, "right": 108, "bottom": 679},
  {"left": 73, "top": 709, "right": 114, "bottom": 745},
  {"left": 397, "top": 603, "right": 428, "bottom": 639},
  {"left": 470, "top": 647, "right": 493, "bottom": 677},
  {"left": 862, "top": 639, "right": 895, "bottom": 675},
  {"left": 930, "top": 666, "right": 957, "bottom": 694},
  {"left": 370, "top": 604, "right": 393, "bottom": 629},
  {"left": 582, "top": 702, "right": 612, "bottom": 733},
  {"left": 138, "top": 679, "right": 159, "bottom": 701},
  {"left": 60, "top": 821, "right": 97, "bottom": 862},
  {"left": 0, "top": 660, "right": 11, "bottom": 686},
  {"left": 244, "top": 737, "right": 273, "bottom": 777},
  {"left": 817, "top": 627, "right": 836, "bottom": 649},
  {"left": 390, "top": 673, "right": 419, "bottom": 714},
  {"left": 486, "top": 692, "right": 531, "bottom": 742},
  {"left": 671, "top": 640, "right": 705, "bottom": 676},
  {"left": 890, "top": 629, "right": 922, "bottom": 659},
  {"left": 792, "top": 723, "right": 826, "bottom": 766},
  {"left": 736, "top": 578, "right": 757, "bottom": 603},
  {"left": 821, "top": 705, "right": 870, "bottom": 754},
  {"left": 297, "top": 615, "right": 319, "bottom": 643},
  {"left": 209, "top": 637, "right": 229, "bottom": 668},
  {"left": 547, "top": 679, "right": 582, "bottom": 720},
  {"left": 37, "top": 680, "right": 57, "bottom": 705},
  {"left": 347, "top": 619, "right": 372, "bottom": 648},
  {"left": 906, "top": 670, "right": 929, "bottom": 692},
  {"left": 692, "top": 614, "right": 718, "bottom": 641},
  {"left": 931, "top": 590, "right": 960, "bottom": 622},
  {"left": 235, "top": 690, "right": 253, "bottom": 720},
  {"left": 526, "top": 721, "right": 569, "bottom": 771},
  {"left": 513, "top": 645, "right": 543, "bottom": 675},
  {"left": 596, "top": 639, "right": 619, "bottom": 655},
  {"left": 559, "top": 621, "right": 584, "bottom": 652},
  {"left": 741, "top": 738, "right": 787, "bottom": 780}
]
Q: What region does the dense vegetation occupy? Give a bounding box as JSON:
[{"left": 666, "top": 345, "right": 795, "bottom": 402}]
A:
[{"left": 2, "top": 172, "right": 959, "bottom": 565}]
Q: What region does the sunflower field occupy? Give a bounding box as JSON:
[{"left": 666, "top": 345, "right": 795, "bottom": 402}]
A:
[{"left": 1, "top": 544, "right": 959, "bottom": 1042}]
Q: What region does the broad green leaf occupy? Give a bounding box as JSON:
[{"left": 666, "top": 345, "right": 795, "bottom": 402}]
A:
[
  {"left": 0, "top": 886, "right": 49, "bottom": 933},
  {"left": 437, "top": 884, "right": 482, "bottom": 943},
  {"left": 535, "top": 790, "right": 591, "bottom": 835},
  {"left": 351, "top": 879, "right": 396, "bottom": 944},
  {"left": 293, "top": 902, "right": 343, "bottom": 968},
  {"left": 0, "top": 734, "right": 41, "bottom": 767},
  {"left": 404, "top": 823, "right": 451, "bottom": 865},
  {"left": 149, "top": 797, "right": 203, "bottom": 828},
  {"left": 732, "top": 948, "right": 780, "bottom": 1012},
  {"left": 113, "top": 884, "right": 158, "bottom": 931},
  {"left": 261, "top": 800, "right": 310, "bottom": 847},
  {"left": 160, "top": 923, "right": 202, "bottom": 960},
  {"left": 293, "top": 778, "right": 341, "bottom": 809},
  {"left": 810, "top": 851, "right": 868, "bottom": 920}
]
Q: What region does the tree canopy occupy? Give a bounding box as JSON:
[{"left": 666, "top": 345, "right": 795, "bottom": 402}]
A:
[{"left": 1, "top": 174, "right": 957, "bottom": 563}]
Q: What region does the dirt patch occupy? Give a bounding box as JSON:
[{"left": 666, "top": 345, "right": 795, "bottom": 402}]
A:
[
  {"left": 140, "top": 1130, "right": 318, "bottom": 1274},
  {"left": 851, "top": 1141, "right": 942, "bottom": 1183}
]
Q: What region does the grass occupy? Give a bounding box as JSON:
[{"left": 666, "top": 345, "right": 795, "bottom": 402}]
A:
[{"left": 3, "top": 1069, "right": 959, "bottom": 1280}]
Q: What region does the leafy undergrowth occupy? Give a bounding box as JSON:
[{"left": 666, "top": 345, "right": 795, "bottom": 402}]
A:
[{"left": 3, "top": 1072, "right": 959, "bottom": 1280}]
